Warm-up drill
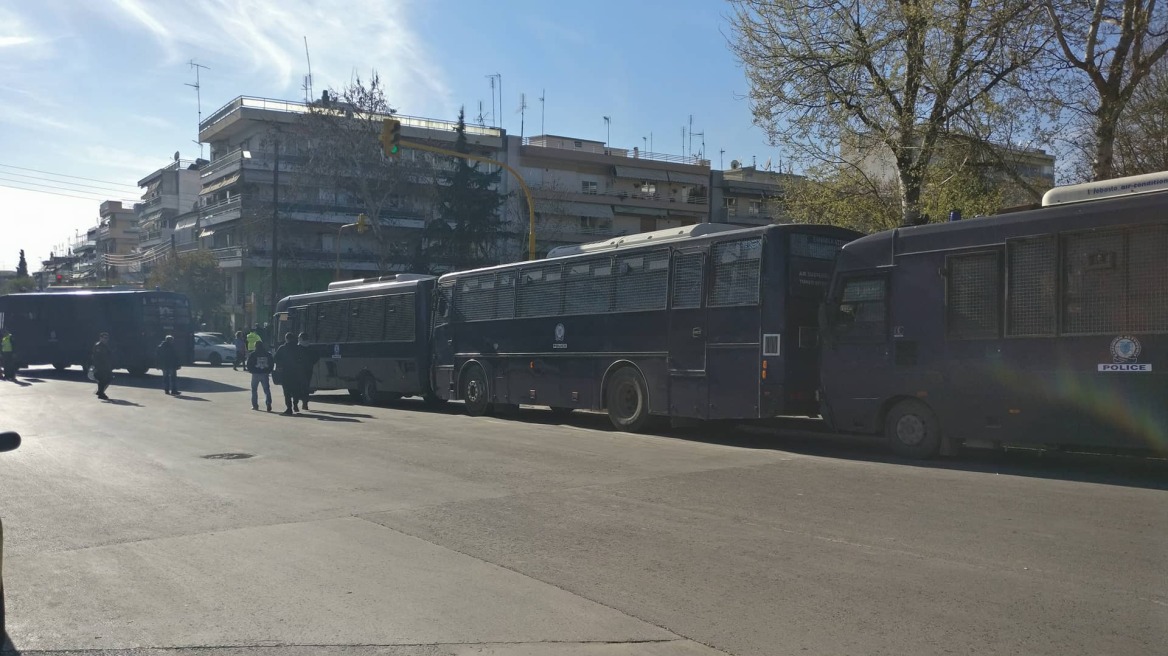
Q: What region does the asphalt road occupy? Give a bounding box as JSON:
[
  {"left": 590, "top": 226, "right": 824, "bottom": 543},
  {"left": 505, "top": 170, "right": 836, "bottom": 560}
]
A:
[{"left": 1, "top": 365, "right": 1166, "bottom": 656}]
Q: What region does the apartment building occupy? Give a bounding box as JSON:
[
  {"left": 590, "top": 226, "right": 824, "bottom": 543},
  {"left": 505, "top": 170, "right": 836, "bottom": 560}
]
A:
[
  {"left": 709, "top": 163, "right": 799, "bottom": 226},
  {"left": 136, "top": 159, "right": 203, "bottom": 253}
]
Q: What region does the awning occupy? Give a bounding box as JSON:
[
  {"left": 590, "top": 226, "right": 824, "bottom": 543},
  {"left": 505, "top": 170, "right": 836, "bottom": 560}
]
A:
[
  {"left": 198, "top": 229, "right": 215, "bottom": 238},
  {"left": 560, "top": 202, "right": 614, "bottom": 219},
  {"left": 201, "top": 172, "right": 240, "bottom": 195},
  {"left": 668, "top": 171, "right": 709, "bottom": 185},
  {"left": 175, "top": 217, "right": 198, "bottom": 230},
  {"left": 614, "top": 205, "right": 668, "bottom": 217},
  {"left": 613, "top": 165, "right": 669, "bottom": 182}
]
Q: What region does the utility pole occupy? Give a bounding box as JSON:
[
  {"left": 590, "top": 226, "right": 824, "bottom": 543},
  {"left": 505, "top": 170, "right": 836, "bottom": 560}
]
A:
[{"left": 269, "top": 134, "right": 280, "bottom": 341}]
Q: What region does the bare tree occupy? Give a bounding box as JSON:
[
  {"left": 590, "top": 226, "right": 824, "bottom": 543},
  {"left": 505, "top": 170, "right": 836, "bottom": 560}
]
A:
[
  {"left": 728, "top": 0, "right": 1049, "bottom": 225},
  {"left": 1113, "top": 57, "right": 1168, "bottom": 174},
  {"left": 293, "top": 73, "right": 437, "bottom": 272},
  {"left": 1044, "top": 0, "right": 1168, "bottom": 180}
]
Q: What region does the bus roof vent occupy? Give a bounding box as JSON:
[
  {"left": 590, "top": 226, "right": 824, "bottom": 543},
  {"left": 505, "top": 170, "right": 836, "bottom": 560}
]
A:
[
  {"left": 1041, "top": 170, "right": 1168, "bottom": 207},
  {"left": 545, "top": 223, "right": 742, "bottom": 258},
  {"left": 326, "top": 273, "right": 434, "bottom": 291}
]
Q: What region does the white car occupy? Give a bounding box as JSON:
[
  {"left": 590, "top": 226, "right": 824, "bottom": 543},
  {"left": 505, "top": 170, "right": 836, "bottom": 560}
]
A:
[{"left": 193, "top": 332, "right": 237, "bottom": 366}]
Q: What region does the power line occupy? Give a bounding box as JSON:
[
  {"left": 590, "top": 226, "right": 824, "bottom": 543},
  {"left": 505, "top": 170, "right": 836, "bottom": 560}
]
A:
[
  {"left": 0, "top": 170, "right": 142, "bottom": 196},
  {"left": 0, "top": 163, "right": 140, "bottom": 189},
  {"left": 0, "top": 176, "right": 138, "bottom": 202},
  {"left": 0, "top": 181, "right": 135, "bottom": 203}
]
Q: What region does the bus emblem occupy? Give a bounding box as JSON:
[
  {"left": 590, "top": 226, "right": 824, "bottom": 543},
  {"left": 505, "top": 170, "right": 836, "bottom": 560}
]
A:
[
  {"left": 1099, "top": 335, "right": 1150, "bottom": 372},
  {"left": 553, "top": 323, "right": 567, "bottom": 349}
]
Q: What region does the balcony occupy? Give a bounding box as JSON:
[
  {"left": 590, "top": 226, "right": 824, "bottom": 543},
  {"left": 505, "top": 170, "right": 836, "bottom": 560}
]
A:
[{"left": 522, "top": 136, "right": 709, "bottom": 168}]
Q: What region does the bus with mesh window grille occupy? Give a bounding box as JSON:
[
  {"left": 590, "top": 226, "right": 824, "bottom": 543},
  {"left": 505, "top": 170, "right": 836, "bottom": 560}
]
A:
[
  {"left": 818, "top": 170, "right": 1168, "bottom": 458},
  {"left": 430, "top": 223, "right": 861, "bottom": 430}
]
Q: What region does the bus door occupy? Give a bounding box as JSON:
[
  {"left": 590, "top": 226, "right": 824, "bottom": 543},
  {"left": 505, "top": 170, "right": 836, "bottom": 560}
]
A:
[
  {"left": 821, "top": 274, "right": 892, "bottom": 432},
  {"left": 667, "top": 250, "right": 709, "bottom": 419}
]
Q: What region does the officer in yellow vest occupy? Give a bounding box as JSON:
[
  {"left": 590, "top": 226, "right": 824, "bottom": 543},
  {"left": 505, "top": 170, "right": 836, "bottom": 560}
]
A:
[
  {"left": 246, "top": 326, "right": 262, "bottom": 354},
  {"left": 1, "top": 329, "right": 15, "bottom": 381}
]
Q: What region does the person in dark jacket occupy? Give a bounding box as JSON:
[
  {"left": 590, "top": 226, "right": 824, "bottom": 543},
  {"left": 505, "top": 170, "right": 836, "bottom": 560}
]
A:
[
  {"left": 155, "top": 335, "right": 180, "bottom": 395},
  {"left": 232, "top": 331, "right": 247, "bottom": 371},
  {"left": 296, "top": 332, "right": 315, "bottom": 411},
  {"left": 91, "top": 332, "right": 114, "bottom": 400},
  {"left": 245, "top": 340, "right": 273, "bottom": 411},
  {"left": 273, "top": 332, "right": 304, "bottom": 415}
]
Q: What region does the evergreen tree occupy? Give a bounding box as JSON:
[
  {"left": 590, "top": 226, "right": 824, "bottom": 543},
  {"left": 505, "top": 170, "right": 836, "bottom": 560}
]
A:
[
  {"left": 427, "top": 108, "right": 506, "bottom": 270},
  {"left": 15, "top": 249, "right": 28, "bottom": 278}
]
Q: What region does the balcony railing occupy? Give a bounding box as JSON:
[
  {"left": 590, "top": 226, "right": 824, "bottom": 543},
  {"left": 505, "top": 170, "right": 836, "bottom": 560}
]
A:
[
  {"left": 522, "top": 137, "right": 709, "bottom": 167},
  {"left": 202, "top": 96, "right": 504, "bottom": 138}
]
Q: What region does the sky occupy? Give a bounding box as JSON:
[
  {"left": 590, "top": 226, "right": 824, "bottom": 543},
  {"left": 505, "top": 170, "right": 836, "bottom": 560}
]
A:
[{"left": 0, "top": 0, "right": 785, "bottom": 272}]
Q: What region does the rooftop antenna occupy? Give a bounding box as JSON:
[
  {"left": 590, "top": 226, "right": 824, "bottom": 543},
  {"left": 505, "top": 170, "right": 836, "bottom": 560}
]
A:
[
  {"left": 720, "top": 148, "right": 725, "bottom": 169},
  {"left": 539, "top": 89, "right": 545, "bottom": 135},
  {"left": 486, "top": 73, "right": 502, "bottom": 128},
  {"left": 681, "top": 126, "right": 686, "bottom": 157},
  {"left": 518, "top": 93, "right": 527, "bottom": 140},
  {"left": 475, "top": 101, "right": 487, "bottom": 126},
  {"left": 688, "top": 115, "right": 694, "bottom": 157},
  {"left": 186, "top": 60, "right": 209, "bottom": 159},
  {"left": 302, "top": 36, "right": 314, "bottom": 103}
]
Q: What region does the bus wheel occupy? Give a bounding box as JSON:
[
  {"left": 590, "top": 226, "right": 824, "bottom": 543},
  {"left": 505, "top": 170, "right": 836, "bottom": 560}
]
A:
[
  {"left": 461, "top": 364, "right": 492, "bottom": 417},
  {"left": 606, "top": 367, "right": 650, "bottom": 432},
  {"left": 884, "top": 399, "right": 942, "bottom": 459},
  {"left": 359, "top": 375, "right": 380, "bottom": 406}
]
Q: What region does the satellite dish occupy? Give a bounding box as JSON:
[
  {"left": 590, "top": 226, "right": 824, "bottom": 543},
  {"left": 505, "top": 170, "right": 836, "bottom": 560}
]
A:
[
  {"left": 730, "top": 159, "right": 741, "bottom": 169},
  {"left": 174, "top": 151, "right": 180, "bottom": 162}
]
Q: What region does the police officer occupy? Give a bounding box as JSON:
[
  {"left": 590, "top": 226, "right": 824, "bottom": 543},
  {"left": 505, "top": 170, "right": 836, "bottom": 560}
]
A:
[{"left": 0, "top": 329, "right": 15, "bottom": 381}]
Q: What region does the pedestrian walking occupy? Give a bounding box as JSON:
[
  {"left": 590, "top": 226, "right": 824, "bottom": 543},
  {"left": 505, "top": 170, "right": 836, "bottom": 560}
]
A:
[
  {"left": 155, "top": 335, "right": 180, "bottom": 395},
  {"left": 232, "top": 331, "right": 247, "bottom": 371},
  {"left": 1, "top": 328, "right": 16, "bottom": 381},
  {"left": 245, "top": 340, "right": 273, "bottom": 411},
  {"left": 273, "top": 332, "right": 301, "bottom": 415},
  {"left": 91, "top": 332, "right": 114, "bottom": 400}
]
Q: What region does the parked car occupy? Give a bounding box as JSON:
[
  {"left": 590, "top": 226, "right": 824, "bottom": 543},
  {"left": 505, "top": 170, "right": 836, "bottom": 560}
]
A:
[
  {"left": 1, "top": 431, "right": 21, "bottom": 632},
  {"left": 193, "top": 332, "right": 237, "bottom": 366}
]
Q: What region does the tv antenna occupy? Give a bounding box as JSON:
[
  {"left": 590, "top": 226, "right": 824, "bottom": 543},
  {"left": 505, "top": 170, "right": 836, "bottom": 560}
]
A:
[
  {"left": 486, "top": 73, "right": 502, "bottom": 128},
  {"left": 186, "top": 60, "right": 209, "bottom": 159},
  {"left": 302, "top": 36, "right": 314, "bottom": 103},
  {"left": 539, "top": 89, "right": 545, "bottom": 135},
  {"left": 476, "top": 101, "right": 487, "bottom": 126},
  {"left": 518, "top": 93, "right": 527, "bottom": 140}
]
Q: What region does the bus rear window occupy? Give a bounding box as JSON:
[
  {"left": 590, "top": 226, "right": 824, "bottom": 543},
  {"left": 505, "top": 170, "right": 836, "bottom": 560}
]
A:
[{"left": 790, "top": 234, "right": 849, "bottom": 260}]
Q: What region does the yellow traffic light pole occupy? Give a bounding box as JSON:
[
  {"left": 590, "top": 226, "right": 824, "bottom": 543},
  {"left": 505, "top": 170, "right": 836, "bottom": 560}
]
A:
[{"left": 379, "top": 119, "right": 538, "bottom": 261}]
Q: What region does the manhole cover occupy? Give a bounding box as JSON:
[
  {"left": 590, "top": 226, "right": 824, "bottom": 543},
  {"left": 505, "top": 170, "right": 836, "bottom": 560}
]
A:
[{"left": 201, "top": 453, "right": 254, "bottom": 460}]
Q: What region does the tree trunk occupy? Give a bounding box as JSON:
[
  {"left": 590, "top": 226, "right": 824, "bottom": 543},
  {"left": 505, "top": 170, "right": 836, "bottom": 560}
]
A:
[
  {"left": 897, "top": 164, "right": 925, "bottom": 226},
  {"left": 1092, "top": 107, "right": 1120, "bottom": 181}
]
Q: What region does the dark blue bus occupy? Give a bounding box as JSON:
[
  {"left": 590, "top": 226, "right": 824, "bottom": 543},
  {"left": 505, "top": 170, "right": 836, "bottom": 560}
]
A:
[
  {"left": 431, "top": 223, "right": 861, "bottom": 430},
  {"left": 819, "top": 172, "right": 1168, "bottom": 458},
  {"left": 0, "top": 289, "right": 193, "bottom": 374},
  {"left": 274, "top": 274, "right": 438, "bottom": 404}
]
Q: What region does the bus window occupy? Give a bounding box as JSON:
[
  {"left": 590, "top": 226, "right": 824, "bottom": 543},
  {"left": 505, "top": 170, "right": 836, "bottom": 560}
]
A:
[
  {"left": 348, "top": 297, "right": 387, "bottom": 342},
  {"left": 458, "top": 274, "right": 498, "bottom": 322},
  {"left": 517, "top": 264, "right": 564, "bottom": 317},
  {"left": 385, "top": 293, "right": 415, "bottom": 342},
  {"left": 1006, "top": 236, "right": 1057, "bottom": 337},
  {"left": 1127, "top": 224, "right": 1168, "bottom": 332},
  {"left": 834, "top": 277, "right": 886, "bottom": 342},
  {"left": 317, "top": 300, "right": 348, "bottom": 343},
  {"left": 946, "top": 251, "right": 1001, "bottom": 340},
  {"left": 565, "top": 258, "right": 613, "bottom": 315},
  {"left": 710, "top": 238, "right": 762, "bottom": 306},
  {"left": 614, "top": 251, "right": 669, "bottom": 312},
  {"left": 670, "top": 253, "right": 703, "bottom": 309},
  {"left": 1062, "top": 230, "right": 1126, "bottom": 335}
]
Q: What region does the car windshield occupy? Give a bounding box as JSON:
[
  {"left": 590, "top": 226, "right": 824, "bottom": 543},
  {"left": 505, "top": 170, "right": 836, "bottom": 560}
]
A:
[{"left": 198, "top": 334, "right": 226, "bottom": 345}]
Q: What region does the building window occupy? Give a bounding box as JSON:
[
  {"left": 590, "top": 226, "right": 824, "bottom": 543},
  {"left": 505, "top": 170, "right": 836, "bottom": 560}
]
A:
[
  {"left": 640, "top": 182, "right": 656, "bottom": 195},
  {"left": 573, "top": 140, "right": 583, "bottom": 148},
  {"left": 748, "top": 201, "right": 761, "bottom": 215},
  {"left": 581, "top": 180, "right": 598, "bottom": 194}
]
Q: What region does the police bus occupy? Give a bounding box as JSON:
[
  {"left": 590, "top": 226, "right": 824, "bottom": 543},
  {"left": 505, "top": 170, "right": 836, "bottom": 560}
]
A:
[
  {"left": 819, "top": 171, "right": 1168, "bottom": 458},
  {"left": 430, "top": 223, "right": 861, "bottom": 430},
  {"left": 273, "top": 274, "right": 439, "bottom": 404},
  {"left": 0, "top": 289, "right": 193, "bottom": 374}
]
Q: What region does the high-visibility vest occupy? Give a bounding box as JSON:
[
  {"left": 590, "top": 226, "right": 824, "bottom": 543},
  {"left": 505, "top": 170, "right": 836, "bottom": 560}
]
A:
[
  {"left": 247, "top": 331, "right": 261, "bottom": 351},
  {"left": 1, "top": 335, "right": 12, "bottom": 353}
]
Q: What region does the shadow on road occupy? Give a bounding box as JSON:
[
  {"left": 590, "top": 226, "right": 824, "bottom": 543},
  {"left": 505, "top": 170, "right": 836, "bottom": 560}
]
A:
[
  {"left": 173, "top": 394, "right": 210, "bottom": 402},
  {"left": 101, "top": 398, "right": 143, "bottom": 407},
  {"left": 24, "top": 367, "right": 246, "bottom": 393},
  {"left": 0, "top": 628, "right": 21, "bottom": 654}
]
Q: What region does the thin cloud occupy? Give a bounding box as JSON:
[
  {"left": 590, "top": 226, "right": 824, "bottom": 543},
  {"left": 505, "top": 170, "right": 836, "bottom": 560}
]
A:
[
  {"left": 0, "top": 36, "right": 33, "bottom": 47},
  {"left": 103, "top": 0, "right": 451, "bottom": 113},
  {"left": 130, "top": 114, "right": 173, "bottom": 129}
]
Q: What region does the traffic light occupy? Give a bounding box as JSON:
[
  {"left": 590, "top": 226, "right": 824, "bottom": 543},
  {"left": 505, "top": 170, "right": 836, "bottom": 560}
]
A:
[
  {"left": 357, "top": 213, "right": 368, "bottom": 234},
  {"left": 380, "top": 118, "right": 402, "bottom": 156}
]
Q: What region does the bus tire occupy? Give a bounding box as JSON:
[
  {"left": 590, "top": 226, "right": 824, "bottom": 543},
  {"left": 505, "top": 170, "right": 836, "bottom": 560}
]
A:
[
  {"left": 53, "top": 362, "right": 68, "bottom": 371},
  {"left": 884, "top": 399, "right": 942, "bottom": 459},
  {"left": 358, "top": 374, "right": 380, "bottom": 406},
  {"left": 460, "top": 364, "right": 492, "bottom": 417},
  {"left": 605, "top": 367, "right": 650, "bottom": 432}
]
